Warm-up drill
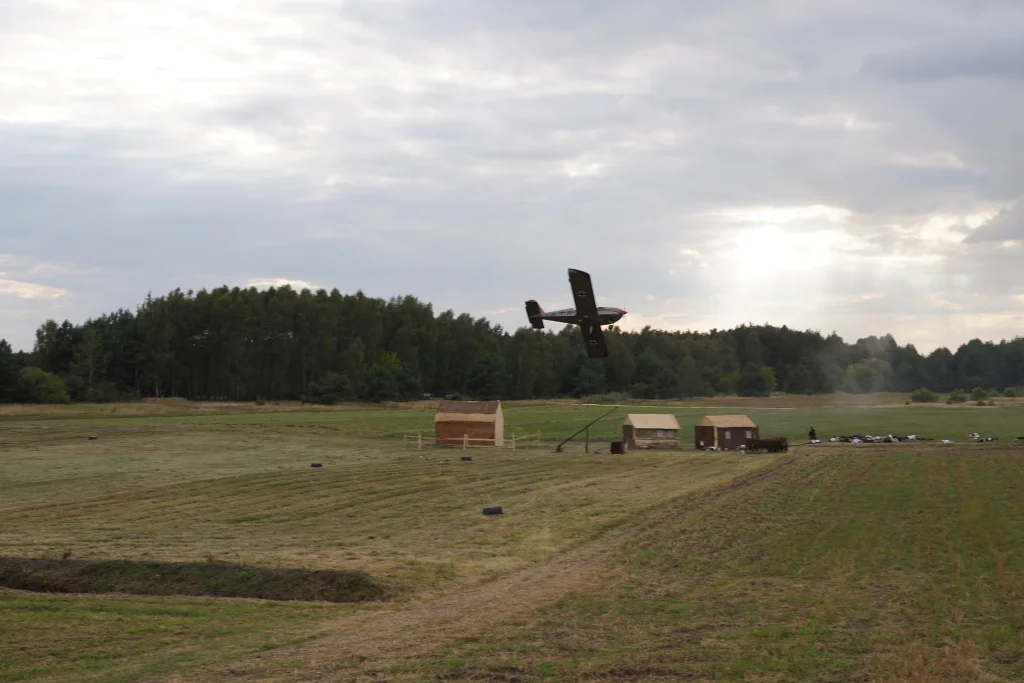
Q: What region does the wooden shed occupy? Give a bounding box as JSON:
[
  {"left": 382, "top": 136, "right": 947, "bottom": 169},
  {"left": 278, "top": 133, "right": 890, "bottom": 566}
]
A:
[
  {"left": 623, "top": 413, "right": 680, "bottom": 450},
  {"left": 695, "top": 415, "right": 759, "bottom": 450},
  {"left": 435, "top": 400, "right": 504, "bottom": 447}
]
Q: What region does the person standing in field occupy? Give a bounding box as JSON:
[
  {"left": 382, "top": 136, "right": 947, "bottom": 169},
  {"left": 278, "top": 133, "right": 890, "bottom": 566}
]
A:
[{"left": 808, "top": 426, "right": 817, "bottom": 440}]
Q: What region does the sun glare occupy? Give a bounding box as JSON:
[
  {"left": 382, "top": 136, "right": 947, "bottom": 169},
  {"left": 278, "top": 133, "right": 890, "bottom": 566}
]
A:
[{"left": 720, "top": 225, "right": 850, "bottom": 273}]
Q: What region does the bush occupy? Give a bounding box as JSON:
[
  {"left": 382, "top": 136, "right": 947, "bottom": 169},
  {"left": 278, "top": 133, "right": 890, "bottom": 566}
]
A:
[
  {"left": 1004, "top": 388, "right": 1017, "bottom": 398},
  {"left": 307, "top": 372, "right": 356, "bottom": 404},
  {"left": 83, "top": 387, "right": 106, "bottom": 403},
  {"left": 18, "top": 367, "right": 70, "bottom": 403},
  {"left": 910, "top": 388, "right": 940, "bottom": 403},
  {"left": 948, "top": 388, "right": 967, "bottom": 404},
  {"left": 971, "top": 387, "right": 989, "bottom": 402}
]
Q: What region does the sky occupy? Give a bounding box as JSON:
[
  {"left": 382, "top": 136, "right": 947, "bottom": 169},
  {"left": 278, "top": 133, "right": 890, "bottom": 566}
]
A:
[{"left": 1, "top": 0, "right": 1022, "bottom": 353}]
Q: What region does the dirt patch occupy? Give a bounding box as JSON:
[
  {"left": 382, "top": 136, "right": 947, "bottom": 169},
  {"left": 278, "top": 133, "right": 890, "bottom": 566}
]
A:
[{"left": 0, "top": 557, "right": 386, "bottom": 603}]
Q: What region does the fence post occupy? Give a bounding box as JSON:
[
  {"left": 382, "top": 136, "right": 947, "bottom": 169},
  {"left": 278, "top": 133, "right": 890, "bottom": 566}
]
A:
[
  {"left": 418, "top": 432, "right": 422, "bottom": 450},
  {"left": 463, "top": 433, "right": 468, "bottom": 450},
  {"left": 512, "top": 433, "right": 516, "bottom": 452}
]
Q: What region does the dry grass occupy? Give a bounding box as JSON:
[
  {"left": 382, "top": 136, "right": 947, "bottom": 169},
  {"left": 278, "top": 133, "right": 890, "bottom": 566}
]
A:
[
  {"left": 0, "top": 424, "right": 763, "bottom": 591},
  {"left": 0, "top": 413, "right": 770, "bottom": 682},
  {"left": 392, "top": 444, "right": 1024, "bottom": 682},
  {"left": 4, "top": 403, "right": 1024, "bottom": 682}
]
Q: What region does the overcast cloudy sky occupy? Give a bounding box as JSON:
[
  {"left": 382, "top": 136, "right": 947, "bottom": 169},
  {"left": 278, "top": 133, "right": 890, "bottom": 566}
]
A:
[{"left": 2, "top": 0, "right": 1022, "bottom": 353}]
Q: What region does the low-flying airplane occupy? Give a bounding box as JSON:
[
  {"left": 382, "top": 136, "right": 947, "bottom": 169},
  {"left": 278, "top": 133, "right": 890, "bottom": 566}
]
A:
[{"left": 525, "top": 268, "right": 626, "bottom": 358}]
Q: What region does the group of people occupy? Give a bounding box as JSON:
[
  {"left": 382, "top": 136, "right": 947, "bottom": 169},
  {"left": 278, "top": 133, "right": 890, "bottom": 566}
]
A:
[
  {"left": 807, "top": 426, "right": 923, "bottom": 444},
  {"left": 967, "top": 432, "right": 998, "bottom": 442}
]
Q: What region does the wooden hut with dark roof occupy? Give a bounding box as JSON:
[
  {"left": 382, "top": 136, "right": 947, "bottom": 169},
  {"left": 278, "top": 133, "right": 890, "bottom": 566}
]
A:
[{"left": 434, "top": 400, "right": 504, "bottom": 447}]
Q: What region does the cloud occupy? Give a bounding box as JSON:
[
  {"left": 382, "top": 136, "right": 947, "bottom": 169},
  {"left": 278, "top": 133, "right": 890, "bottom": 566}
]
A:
[
  {"left": 862, "top": 38, "right": 1024, "bottom": 82},
  {"left": 963, "top": 203, "right": 1024, "bottom": 243},
  {"left": 0, "top": 0, "right": 1023, "bottom": 352},
  {"left": 0, "top": 279, "right": 67, "bottom": 299},
  {"left": 247, "top": 278, "right": 322, "bottom": 291}
]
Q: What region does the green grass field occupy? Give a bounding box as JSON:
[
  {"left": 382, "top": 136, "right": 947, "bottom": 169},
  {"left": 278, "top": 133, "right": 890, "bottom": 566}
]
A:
[{"left": 2, "top": 397, "right": 1024, "bottom": 682}]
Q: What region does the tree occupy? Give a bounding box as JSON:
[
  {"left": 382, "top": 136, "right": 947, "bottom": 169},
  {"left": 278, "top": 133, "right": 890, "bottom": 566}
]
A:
[
  {"left": 737, "top": 363, "right": 770, "bottom": 397},
  {"left": 8, "top": 282, "right": 1024, "bottom": 405},
  {"left": 653, "top": 368, "right": 679, "bottom": 399},
  {"left": 396, "top": 367, "right": 423, "bottom": 400},
  {"left": 359, "top": 365, "right": 399, "bottom": 402},
  {"left": 677, "top": 354, "right": 703, "bottom": 398},
  {"left": 0, "top": 340, "right": 20, "bottom": 402},
  {"left": 603, "top": 331, "right": 635, "bottom": 391},
  {"left": 19, "top": 366, "right": 70, "bottom": 403},
  {"left": 576, "top": 365, "right": 608, "bottom": 397},
  {"left": 70, "top": 327, "right": 107, "bottom": 392},
  {"left": 465, "top": 353, "right": 507, "bottom": 400},
  {"left": 743, "top": 330, "right": 765, "bottom": 367},
  {"left": 783, "top": 363, "right": 812, "bottom": 394},
  {"left": 342, "top": 340, "right": 367, "bottom": 387},
  {"left": 634, "top": 347, "right": 666, "bottom": 385},
  {"left": 307, "top": 372, "right": 355, "bottom": 404}
]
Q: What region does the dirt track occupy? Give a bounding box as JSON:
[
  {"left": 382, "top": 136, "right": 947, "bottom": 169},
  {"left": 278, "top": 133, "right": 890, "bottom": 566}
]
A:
[{"left": 149, "top": 456, "right": 798, "bottom": 683}]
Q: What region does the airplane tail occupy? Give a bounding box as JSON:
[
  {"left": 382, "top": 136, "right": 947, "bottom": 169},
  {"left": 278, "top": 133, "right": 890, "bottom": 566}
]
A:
[{"left": 525, "top": 300, "right": 544, "bottom": 329}]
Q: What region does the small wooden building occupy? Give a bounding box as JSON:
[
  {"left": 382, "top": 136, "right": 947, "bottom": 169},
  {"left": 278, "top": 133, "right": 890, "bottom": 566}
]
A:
[
  {"left": 623, "top": 413, "right": 680, "bottom": 450},
  {"left": 695, "top": 415, "right": 759, "bottom": 450},
  {"left": 435, "top": 400, "right": 504, "bottom": 447}
]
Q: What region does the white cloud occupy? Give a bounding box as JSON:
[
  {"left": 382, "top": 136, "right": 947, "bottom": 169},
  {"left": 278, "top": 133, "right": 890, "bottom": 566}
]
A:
[
  {"left": 0, "top": 278, "right": 68, "bottom": 299},
  {"left": 246, "top": 278, "right": 322, "bottom": 291}
]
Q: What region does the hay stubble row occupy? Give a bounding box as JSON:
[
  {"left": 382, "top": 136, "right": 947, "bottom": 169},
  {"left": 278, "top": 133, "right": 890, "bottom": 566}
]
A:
[{"left": 4, "top": 402, "right": 1024, "bottom": 682}]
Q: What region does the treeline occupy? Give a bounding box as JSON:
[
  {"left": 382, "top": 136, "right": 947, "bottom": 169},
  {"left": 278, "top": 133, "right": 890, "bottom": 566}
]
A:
[{"left": 1, "top": 284, "right": 1023, "bottom": 404}]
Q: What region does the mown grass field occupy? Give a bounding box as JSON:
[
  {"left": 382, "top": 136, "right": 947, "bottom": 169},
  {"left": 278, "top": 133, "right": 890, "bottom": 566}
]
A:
[
  {"left": 403, "top": 446, "right": 1024, "bottom": 682},
  {"left": 2, "top": 397, "right": 1024, "bottom": 682}
]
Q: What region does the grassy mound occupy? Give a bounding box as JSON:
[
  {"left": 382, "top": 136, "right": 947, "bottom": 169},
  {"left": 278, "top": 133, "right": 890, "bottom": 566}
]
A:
[{"left": 0, "top": 557, "right": 386, "bottom": 603}]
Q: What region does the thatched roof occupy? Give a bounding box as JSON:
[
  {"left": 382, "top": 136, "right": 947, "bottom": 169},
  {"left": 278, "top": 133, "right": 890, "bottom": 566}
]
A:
[
  {"left": 696, "top": 415, "right": 757, "bottom": 429},
  {"left": 435, "top": 400, "right": 501, "bottom": 421},
  {"left": 624, "top": 413, "right": 680, "bottom": 430}
]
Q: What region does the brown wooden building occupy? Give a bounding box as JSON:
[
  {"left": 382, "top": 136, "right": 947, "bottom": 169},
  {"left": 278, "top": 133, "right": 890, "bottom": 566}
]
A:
[
  {"left": 695, "top": 415, "right": 758, "bottom": 450},
  {"left": 435, "top": 400, "right": 504, "bottom": 447},
  {"left": 623, "top": 413, "right": 680, "bottom": 449}
]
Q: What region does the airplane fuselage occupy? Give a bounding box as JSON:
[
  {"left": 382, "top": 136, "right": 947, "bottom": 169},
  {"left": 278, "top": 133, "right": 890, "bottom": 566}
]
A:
[{"left": 533, "top": 306, "right": 625, "bottom": 326}]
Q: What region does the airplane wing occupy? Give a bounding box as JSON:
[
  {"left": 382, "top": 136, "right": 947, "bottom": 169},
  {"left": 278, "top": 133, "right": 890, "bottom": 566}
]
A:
[
  {"left": 581, "top": 323, "right": 608, "bottom": 358},
  {"left": 568, "top": 269, "right": 599, "bottom": 319}
]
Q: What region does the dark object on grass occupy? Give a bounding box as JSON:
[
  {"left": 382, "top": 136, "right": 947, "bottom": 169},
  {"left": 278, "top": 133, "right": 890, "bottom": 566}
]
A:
[
  {"left": 483, "top": 506, "right": 503, "bottom": 516},
  {"left": 311, "top": 462, "right": 322, "bottom": 467},
  {"left": 88, "top": 436, "right": 97, "bottom": 441},
  {"left": 461, "top": 456, "right": 472, "bottom": 461},
  {"left": 746, "top": 437, "right": 789, "bottom": 453},
  {"left": 610, "top": 441, "right": 624, "bottom": 454},
  {"left": 0, "top": 556, "right": 385, "bottom": 603}
]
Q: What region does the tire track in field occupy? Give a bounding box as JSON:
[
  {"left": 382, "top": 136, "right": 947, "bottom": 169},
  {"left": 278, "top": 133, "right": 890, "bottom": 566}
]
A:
[{"left": 149, "top": 454, "right": 801, "bottom": 683}]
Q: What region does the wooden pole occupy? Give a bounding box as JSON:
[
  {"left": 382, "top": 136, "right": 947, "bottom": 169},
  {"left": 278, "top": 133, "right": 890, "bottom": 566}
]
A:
[
  {"left": 463, "top": 433, "right": 468, "bottom": 450},
  {"left": 418, "top": 432, "right": 422, "bottom": 450},
  {"left": 585, "top": 425, "right": 589, "bottom": 453},
  {"left": 512, "top": 433, "right": 516, "bottom": 452}
]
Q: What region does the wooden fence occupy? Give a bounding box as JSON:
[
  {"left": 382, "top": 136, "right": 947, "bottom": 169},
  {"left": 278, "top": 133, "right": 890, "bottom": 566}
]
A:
[{"left": 404, "top": 432, "right": 542, "bottom": 450}]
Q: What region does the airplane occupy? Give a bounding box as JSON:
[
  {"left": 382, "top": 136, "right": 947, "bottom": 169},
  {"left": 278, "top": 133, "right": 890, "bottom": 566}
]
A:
[{"left": 525, "top": 268, "right": 626, "bottom": 358}]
